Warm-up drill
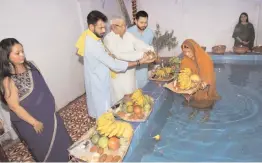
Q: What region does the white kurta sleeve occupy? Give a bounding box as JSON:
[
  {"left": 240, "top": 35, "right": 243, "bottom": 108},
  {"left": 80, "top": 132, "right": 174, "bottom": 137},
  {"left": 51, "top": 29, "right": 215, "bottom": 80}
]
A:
[
  {"left": 103, "top": 34, "right": 144, "bottom": 62},
  {"left": 130, "top": 33, "right": 155, "bottom": 52},
  {"left": 87, "top": 41, "right": 128, "bottom": 72}
]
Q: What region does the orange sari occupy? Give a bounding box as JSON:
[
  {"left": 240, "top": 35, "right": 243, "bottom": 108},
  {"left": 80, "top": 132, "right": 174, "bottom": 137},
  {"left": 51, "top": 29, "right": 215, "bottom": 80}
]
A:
[{"left": 180, "top": 39, "right": 220, "bottom": 109}]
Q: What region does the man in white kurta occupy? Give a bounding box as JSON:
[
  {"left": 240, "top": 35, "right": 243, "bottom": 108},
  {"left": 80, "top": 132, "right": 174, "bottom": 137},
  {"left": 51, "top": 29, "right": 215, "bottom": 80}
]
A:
[
  {"left": 103, "top": 17, "right": 154, "bottom": 105},
  {"left": 84, "top": 29, "right": 128, "bottom": 118},
  {"left": 82, "top": 11, "right": 155, "bottom": 119}
]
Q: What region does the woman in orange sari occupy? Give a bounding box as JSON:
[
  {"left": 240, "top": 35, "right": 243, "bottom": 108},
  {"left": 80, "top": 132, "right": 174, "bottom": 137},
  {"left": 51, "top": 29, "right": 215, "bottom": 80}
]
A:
[{"left": 180, "top": 39, "right": 220, "bottom": 121}]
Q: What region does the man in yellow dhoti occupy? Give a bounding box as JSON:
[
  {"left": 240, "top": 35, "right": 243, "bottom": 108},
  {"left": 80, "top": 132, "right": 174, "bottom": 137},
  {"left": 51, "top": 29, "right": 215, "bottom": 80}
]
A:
[{"left": 103, "top": 16, "right": 155, "bottom": 105}]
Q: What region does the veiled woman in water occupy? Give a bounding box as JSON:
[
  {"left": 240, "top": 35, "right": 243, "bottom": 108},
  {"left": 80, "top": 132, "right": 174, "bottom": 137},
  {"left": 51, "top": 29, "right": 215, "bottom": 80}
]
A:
[{"left": 180, "top": 39, "right": 221, "bottom": 122}]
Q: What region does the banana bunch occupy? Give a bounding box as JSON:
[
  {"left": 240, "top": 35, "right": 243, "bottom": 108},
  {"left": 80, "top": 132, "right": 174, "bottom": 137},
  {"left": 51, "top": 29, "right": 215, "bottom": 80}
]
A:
[
  {"left": 131, "top": 89, "right": 146, "bottom": 106},
  {"left": 144, "top": 94, "right": 154, "bottom": 105},
  {"left": 97, "top": 112, "right": 115, "bottom": 127},
  {"left": 180, "top": 68, "right": 191, "bottom": 75},
  {"left": 163, "top": 67, "right": 172, "bottom": 74},
  {"left": 126, "top": 101, "right": 133, "bottom": 107},
  {"left": 97, "top": 118, "right": 133, "bottom": 138},
  {"left": 154, "top": 67, "right": 173, "bottom": 79},
  {"left": 177, "top": 68, "right": 193, "bottom": 90},
  {"left": 155, "top": 69, "right": 166, "bottom": 78}
]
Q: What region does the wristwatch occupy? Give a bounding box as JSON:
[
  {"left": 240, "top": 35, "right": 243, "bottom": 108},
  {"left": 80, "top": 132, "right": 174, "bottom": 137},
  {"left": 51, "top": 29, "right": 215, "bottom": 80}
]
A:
[{"left": 137, "top": 60, "right": 140, "bottom": 66}]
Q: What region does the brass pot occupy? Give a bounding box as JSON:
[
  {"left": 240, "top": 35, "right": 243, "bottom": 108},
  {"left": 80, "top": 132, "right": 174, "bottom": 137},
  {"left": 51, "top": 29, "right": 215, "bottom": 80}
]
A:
[
  {"left": 212, "top": 45, "right": 226, "bottom": 54},
  {"left": 252, "top": 46, "right": 262, "bottom": 54},
  {"left": 233, "top": 46, "right": 249, "bottom": 54}
]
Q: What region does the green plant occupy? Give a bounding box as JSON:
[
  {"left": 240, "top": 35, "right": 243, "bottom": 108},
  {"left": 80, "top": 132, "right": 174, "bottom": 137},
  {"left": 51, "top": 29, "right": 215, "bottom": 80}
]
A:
[{"left": 152, "top": 24, "right": 178, "bottom": 54}]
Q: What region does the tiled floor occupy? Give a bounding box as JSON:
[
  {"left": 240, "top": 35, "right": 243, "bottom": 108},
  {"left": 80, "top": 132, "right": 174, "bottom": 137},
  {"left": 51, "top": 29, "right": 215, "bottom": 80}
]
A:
[{"left": 5, "top": 95, "right": 96, "bottom": 162}]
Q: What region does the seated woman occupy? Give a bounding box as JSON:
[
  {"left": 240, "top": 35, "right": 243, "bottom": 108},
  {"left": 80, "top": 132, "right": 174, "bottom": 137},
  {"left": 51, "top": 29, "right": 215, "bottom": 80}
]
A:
[
  {"left": 232, "top": 12, "right": 255, "bottom": 50},
  {"left": 0, "top": 38, "right": 72, "bottom": 162},
  {"left": 180, "top": 39, "right": 221, "bottom": 121}
]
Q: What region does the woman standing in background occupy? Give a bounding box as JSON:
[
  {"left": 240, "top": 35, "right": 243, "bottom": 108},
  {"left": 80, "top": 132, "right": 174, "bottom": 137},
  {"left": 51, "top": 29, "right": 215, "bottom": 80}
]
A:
[
  {"left": 0, "top": 38, "right": 72, "bottom": 162},
  {"left": 232, "top": 12, "right": 255, "bottom": 50}
]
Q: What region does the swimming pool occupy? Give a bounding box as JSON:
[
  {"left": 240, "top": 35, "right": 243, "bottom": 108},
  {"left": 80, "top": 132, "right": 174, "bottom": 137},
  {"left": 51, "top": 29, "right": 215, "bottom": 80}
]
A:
[{"left": 123, "top": 54, "right": 262, "bottom": 162}]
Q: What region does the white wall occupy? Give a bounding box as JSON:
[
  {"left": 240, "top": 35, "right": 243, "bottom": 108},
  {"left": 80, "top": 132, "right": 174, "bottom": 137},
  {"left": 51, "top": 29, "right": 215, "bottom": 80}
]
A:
[
  {"left": 78, "top": 0, "right": 122, "bottom": 30},
  {"left": 0, "top": 0, "right": 84, "bottom": 109},
  {"left": 135, "top": 0, "right": 262, "bottom": 56},
  {"left": 257, "top": 2, "right": 262, "bottom": 45},
  {"left": 0, "top": 0, "right": 84, "bottom": 139}
]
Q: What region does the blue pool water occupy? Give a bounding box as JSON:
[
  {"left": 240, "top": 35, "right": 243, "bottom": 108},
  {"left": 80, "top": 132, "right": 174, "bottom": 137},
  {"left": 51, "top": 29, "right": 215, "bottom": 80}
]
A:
[{"left": 123, "top": 56, "right": 262, "bottom": 162}]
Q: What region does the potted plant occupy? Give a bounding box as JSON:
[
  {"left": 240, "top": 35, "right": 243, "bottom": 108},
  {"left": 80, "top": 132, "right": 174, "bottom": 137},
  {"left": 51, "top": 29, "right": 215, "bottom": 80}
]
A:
[{"left": 152, "top": 24, "right": 178, "bottom": 68}]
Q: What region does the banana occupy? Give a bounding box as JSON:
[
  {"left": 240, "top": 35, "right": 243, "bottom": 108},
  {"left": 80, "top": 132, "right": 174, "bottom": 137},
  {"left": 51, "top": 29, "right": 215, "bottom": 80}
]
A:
[
  {"left": 126, "top": 101, "right": 133, "bottom": 106},
  {"left": 131, "top": 89, "right": 150, "bottom": 107},
  {"left": 103, "top": 122, "right": 117, "bottom": 136},
  {"left": 144, "top": 95, "right": 153, "bottom": 105},
  {"left": 102, "top": 112, "right": 114, "bottom": 121},
  {"left": 180, "top": 68, "right": 191, "bottom": 75},
  {"left": 155, "top": 69, "right": 166, "bottom": 78},
  {"left": 136, "top": 96, "right": 144, "bottom": 106},
  {"left": 163, "top": 67, "right": 172, "bottom": 74},
  {"left": 177, "top": 68, "right": 196, "bottom": 90},
  {"left": 97, "top": 117, "right": 110, "bottom": 127},
  {"left": 97, "top": 120, "right": 114, "bottom": 131},
  {"left": 108, "top": 121, "right": 121, "bottom": 137},
  {"left": 131, "top": 91, "right": 142, "bottom": 101},
  {"left": 116, "top": 122, "right": 125, "bottom": 137},
  {"left": 122, "top": 122, "right": 134, "bottom": 138}
]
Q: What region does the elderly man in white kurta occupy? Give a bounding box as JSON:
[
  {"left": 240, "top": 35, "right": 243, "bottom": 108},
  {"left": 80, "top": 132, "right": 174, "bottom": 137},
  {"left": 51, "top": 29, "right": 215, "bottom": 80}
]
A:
[{"left": 103, "top": 16, "right": 154, "bottom": 105}]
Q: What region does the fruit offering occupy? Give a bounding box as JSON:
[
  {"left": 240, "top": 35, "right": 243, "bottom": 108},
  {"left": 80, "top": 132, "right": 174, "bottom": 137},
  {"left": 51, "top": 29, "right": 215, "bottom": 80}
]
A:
[
  {"left": 88, "top": 134, "right": 125, "bottom": 162},
  {"left": 97, "top": 112, "right": 133, "bottom": 139},
  {"left": 114, "top": 89, "right": 154, "bottom": 122},
  {"left": 68, "top": 112, "right": 134, "bottom": 162},
  {"left": 150, "top": 66, "right": 177, "bottom": 81},
  {"left": 176, "top": 68, "right": 200, "bottom": 90}
]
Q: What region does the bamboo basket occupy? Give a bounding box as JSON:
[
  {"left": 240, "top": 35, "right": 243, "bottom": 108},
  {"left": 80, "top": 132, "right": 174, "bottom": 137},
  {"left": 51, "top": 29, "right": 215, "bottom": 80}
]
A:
[
  {"left": 233, "top": 46, "right": 248, "bottom": 54},
  {"left": 164, "top": 80, "right": 201, "bottom": 95},
  {"left": 68, "top": 126, "right": 133, "bottom": 162},
  {"left": 113, "top": 95, "right": 154, "bottom": 122},
  {"left": 212, "top": 45, "right": 226, "bottom": 54},
  {"left": 149, "top": 74, "right": 176, "bottom": 82},
  {"left": 148, "top": 66, "right": 177, "bottom": 82},
  {"left": 252, "top": 46, "right": 262, "bottom": 54}
]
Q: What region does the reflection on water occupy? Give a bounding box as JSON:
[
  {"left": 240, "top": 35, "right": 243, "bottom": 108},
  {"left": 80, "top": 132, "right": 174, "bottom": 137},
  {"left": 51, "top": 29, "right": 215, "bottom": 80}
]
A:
[
  {"left": 125, "top": 61, "right": 262, "bottom": 162},
  {"left": 228, "top": 63, "right": 261, "bottom": 87}
]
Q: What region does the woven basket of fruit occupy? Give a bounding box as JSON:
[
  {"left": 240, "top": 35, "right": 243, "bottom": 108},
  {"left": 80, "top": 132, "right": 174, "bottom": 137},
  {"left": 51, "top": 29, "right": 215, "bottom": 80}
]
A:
[
  {"left": 113, "top": 89, "right": 154, "bottom": 122},
  {"left": 149, "top": 66, "right": 177, "bottom": 82},
  {"left": 233, "top": 46, "right": 248, "bottom": 54},
  {"left": 252, "top": 46, "right": 262, "bottom": 54},
  {"left": 164, "top": 68, "right": 201, "bottom": 94},
  {"left": 68, "top": 113, "right": 133, "bottom": 162},
  {"left": 212, "top": 45, "right": 226, "bottom": 54}
]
